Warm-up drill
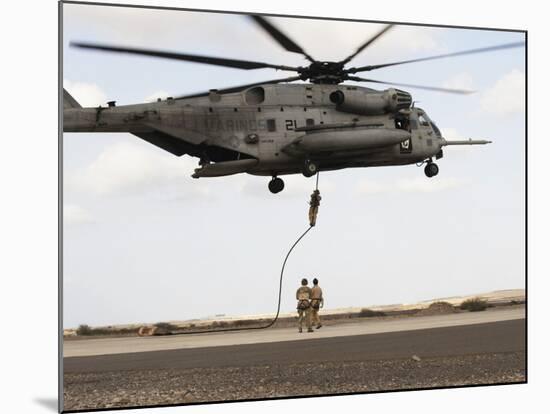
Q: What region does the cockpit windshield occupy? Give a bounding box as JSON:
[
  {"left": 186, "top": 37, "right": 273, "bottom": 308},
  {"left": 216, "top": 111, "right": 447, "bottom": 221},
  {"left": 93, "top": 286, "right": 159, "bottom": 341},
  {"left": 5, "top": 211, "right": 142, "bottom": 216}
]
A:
[
  {"left": 430, "top": 121, "right": 442, "bottom": 137},
  {"left": 414, "top": 110, "right": 441, "bottom": 136},
  {"left": 418, "top": 113, "right": 430, "bottom": 127}
]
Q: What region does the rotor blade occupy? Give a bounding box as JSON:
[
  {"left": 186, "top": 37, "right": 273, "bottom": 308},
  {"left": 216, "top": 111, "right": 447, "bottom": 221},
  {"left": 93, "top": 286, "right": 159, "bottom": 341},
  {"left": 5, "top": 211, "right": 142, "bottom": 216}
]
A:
[
  {"left": 71, "top": 42, "right": 299, "bottom": 72},
  {"left": 347, "top": 76, "right": 475, "bottom": 94},
  {"left": 250, "top": 15, "right": 315, "bottom": 62},
  {"left": 175, "top": 76, "right": 303, "bottom": 99},
  {"left": 347, "top": 41, "right": 525, "bottom": 73},
  {"left": 339, "top": 24, "right": 394, "bottom": 65}
]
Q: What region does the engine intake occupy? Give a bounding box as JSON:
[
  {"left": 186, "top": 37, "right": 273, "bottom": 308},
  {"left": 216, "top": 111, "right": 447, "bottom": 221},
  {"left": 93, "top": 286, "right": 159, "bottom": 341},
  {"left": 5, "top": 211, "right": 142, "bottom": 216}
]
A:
[{"left": 330, "top": 88, "right": 412, "bottom": 115}]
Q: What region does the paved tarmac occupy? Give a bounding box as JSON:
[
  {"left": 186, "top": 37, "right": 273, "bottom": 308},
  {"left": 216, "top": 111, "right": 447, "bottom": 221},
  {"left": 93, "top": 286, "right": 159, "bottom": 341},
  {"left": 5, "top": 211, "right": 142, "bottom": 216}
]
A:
[
  {"left": 64, "top": 319, "right": 525, "bottom": 374},
  {"left": 63, "top": 310, "right": 525, "bottom": 411},
  {"left": 64, "top": 307, "right": 524, "bottom": 358}
]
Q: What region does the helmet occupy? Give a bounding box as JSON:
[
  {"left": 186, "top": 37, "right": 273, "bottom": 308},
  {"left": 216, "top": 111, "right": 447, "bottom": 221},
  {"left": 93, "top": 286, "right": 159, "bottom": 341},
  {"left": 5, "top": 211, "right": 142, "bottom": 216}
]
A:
[
  {"left": 313, "top": 278, "right": 319, "bottom": 285},
  {"left": 301, "top": 278, "right": 308, "bottom": 286}
]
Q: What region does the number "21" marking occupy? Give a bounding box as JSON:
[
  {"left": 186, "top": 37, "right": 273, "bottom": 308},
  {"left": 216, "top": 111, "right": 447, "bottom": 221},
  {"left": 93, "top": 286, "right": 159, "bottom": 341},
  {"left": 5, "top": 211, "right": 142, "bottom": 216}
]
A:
[{"left": 285, "top": 120, "right": 298, "bottom": 130}]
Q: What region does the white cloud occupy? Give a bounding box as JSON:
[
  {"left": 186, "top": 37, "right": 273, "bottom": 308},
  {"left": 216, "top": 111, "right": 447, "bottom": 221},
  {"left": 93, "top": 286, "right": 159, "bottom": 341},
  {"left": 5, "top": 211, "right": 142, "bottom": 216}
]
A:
[
  {"left": 66, "top": 139, "right": 330, "bottom": 199},
  {"left": 65, "top": 6, "right": 290, "bottom": 64},
  {"left": 64, "top": 204, "right": 94, "bottom": 225},
  {"left": 63, "top": 79, "right": 108, "bottom": 107},
  {"left": 442, "top": 72, "right": 475, "bottom": 92},
  {"left": 65, "top": 5, "right": 201, "bottom": 46},
  {"left": 356, "top": 176, "right": 466, "bottom": 195},
  {"left": 480, "top": 69, "right": 525, "bottom": 115},
  {"left": 441, "top": 127, "right": 467, "bottom": 141},
  {"left": 355, "top": 179, "right": 392, "bottom": 195},
  {"left": 394, "top": 177, "right": 465, "bottom": 193},
  {"left": 64, "top": 5, "right": 441, "bottom": 69},
  {"left": 67, "top": 141, "right": 208, "bottom": 197},
  {"left": 268, "top": 18, "right": 441, "bottom": 63},
  {"left": 144, "top": 90, "right": 171, "bottom": 102},
  {"left": 440, "top": 127, "right": 474, "bottom": 154}
]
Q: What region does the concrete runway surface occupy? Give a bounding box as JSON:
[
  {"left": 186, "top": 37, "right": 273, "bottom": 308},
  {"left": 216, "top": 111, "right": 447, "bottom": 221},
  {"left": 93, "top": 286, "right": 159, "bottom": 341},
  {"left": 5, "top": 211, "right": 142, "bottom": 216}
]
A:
[
  {"left": 65, "top": 319, "right": 525, "bottom": 373},
  {"left": 63, "top": 307, "right": 525, "bottom": 411},
  {"left": 64, "top": 307, "right": 524, "bottom": 358}
]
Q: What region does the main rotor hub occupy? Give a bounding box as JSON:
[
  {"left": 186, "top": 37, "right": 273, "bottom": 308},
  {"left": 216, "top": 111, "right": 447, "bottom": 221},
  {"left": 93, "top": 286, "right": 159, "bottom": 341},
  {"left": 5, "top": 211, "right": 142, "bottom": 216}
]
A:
[{"left": 300, "top": 61, "right": 347, "bottom": 84}]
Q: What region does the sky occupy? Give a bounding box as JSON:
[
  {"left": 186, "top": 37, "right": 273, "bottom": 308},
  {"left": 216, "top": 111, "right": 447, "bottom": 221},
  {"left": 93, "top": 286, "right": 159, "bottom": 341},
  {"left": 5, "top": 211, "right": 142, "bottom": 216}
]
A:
[{"left": 62, "top": 3, "right": 526, "bottom": 328}]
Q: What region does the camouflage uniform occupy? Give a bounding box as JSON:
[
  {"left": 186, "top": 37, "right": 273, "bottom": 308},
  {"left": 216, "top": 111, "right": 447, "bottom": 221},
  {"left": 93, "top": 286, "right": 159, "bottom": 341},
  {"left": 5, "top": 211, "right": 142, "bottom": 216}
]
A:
[
  {"left": 296, "top": 285, "right": 313, "bottom": 332},
  {"left": 310, "top": 284, "right": 324, "bottom": 328},
  {"left": 308, "top": 190, "right": 322, "bottom": 226}
]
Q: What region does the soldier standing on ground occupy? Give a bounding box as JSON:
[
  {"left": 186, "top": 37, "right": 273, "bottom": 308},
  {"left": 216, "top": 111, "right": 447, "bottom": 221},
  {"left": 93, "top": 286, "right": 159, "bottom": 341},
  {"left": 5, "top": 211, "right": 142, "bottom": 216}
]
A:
[
  {"left": 296, "top": 278, "right": 313, "bottom": 333},
  {"left": 310, "top": 278, "right": 324, "bottom": 329}
]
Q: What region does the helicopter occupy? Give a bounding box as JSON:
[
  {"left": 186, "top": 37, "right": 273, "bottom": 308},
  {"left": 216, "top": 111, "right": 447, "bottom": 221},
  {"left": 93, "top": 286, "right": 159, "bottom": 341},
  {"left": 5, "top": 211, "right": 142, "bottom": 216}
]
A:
[{"left": 63, "top": 15, "right": 522, "bottom": 194}]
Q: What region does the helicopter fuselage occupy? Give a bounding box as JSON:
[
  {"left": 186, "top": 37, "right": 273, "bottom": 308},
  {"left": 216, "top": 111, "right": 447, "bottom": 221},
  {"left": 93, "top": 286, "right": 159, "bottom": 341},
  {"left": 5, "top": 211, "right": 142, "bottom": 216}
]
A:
[{"left": 64, "top": 83, "right": 445, "bottom": 179}]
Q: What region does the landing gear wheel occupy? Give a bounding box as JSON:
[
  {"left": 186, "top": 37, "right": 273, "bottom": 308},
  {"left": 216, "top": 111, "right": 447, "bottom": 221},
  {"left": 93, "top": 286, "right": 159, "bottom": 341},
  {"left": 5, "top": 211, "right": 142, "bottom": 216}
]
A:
[
  {"left": 268, "top": 177, "right": 285, "bottom": 194},
  {"left": 302, "top": 159, "right": 318, "bottom": 177},
  {"left": 424, "top": 162, "right": 439, "bottom": 178}
]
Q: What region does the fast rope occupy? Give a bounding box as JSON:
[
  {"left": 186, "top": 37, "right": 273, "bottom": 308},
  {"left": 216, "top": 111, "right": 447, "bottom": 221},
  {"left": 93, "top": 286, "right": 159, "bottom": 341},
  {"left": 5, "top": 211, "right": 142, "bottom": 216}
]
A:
[{"left": 170, "top": 173, "right": 321, "bottom": 335}]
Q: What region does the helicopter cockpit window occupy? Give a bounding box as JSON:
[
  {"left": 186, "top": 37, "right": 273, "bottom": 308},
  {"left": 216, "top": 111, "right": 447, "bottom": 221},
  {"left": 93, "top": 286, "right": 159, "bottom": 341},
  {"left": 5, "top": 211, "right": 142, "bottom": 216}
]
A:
[
  {"left": 267, "top": 119, "right": 277, "bottom": 132},
  {"left": 418, "top": 113, "right": 430, "bottom": 127},
  {"left": 431, "top": 122, "right": 442, "bottom": 137}
]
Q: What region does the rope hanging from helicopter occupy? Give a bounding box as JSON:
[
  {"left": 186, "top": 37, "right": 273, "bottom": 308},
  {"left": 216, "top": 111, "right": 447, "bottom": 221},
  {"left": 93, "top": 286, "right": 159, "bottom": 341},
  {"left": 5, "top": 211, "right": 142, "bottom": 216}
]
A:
[{"left": 167, "top": 173, "right": 321, "bottom": 336}]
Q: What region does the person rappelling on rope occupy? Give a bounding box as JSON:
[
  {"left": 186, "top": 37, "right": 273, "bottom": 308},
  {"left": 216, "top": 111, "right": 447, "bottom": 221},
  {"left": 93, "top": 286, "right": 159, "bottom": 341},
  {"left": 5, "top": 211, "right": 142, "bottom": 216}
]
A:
[{"left": 308, "top": 189, "right": 321, "bottom": 227}]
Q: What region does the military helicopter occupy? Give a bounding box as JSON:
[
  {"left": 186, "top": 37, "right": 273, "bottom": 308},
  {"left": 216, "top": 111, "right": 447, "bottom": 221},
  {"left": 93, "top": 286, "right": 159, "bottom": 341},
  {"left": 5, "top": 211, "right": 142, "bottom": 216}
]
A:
[{"left": 63, "top": 15, "right": 523, "bottom": 193}]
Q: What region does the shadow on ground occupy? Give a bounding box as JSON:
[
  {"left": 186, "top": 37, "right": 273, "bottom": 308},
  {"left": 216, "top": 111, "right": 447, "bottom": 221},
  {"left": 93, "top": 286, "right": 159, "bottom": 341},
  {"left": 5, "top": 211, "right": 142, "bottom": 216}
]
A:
[{"left": 34, "top": 397, "right": 58, "bottom": 412}]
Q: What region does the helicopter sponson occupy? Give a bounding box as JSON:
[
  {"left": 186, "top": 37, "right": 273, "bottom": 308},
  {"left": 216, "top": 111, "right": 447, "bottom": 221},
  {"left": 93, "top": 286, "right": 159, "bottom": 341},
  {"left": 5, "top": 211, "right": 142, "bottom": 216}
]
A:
[{"left": 283, "top": 126, "right": 411, "bottom": 155}]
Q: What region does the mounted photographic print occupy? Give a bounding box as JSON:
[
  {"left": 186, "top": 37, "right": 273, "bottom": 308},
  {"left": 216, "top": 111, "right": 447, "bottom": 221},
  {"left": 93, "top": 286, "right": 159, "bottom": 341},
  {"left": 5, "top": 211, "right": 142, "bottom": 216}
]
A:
[{"left": 60, "top": 1, "right": 526, "bottom": 411}]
